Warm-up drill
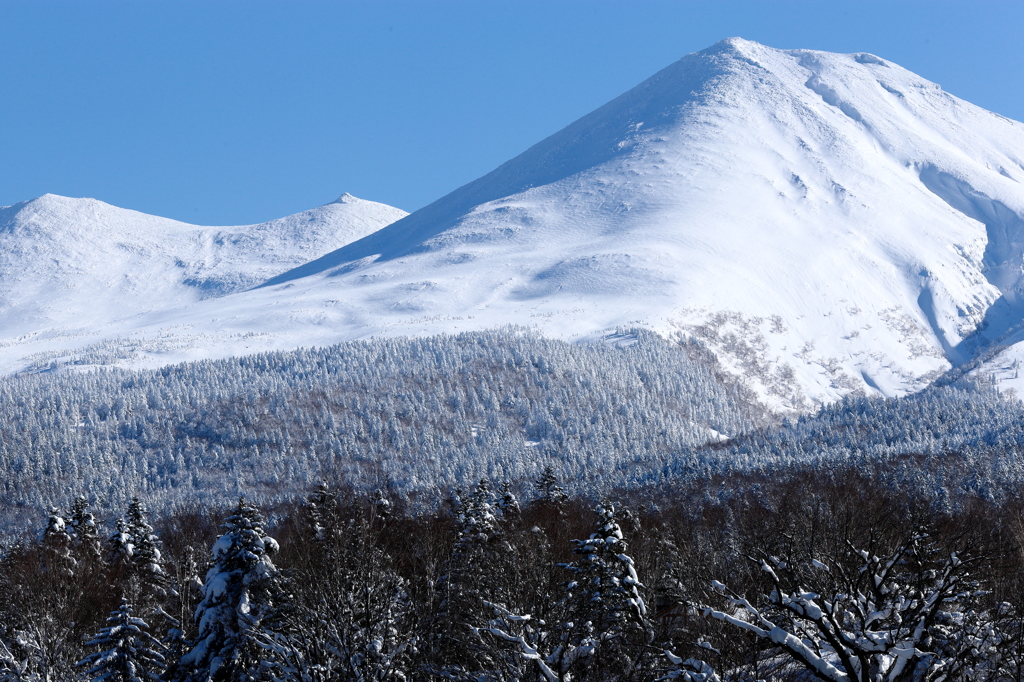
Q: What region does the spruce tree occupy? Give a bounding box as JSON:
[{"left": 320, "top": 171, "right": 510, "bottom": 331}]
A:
[
  {"left": 123, "top": 497, "right": 171, "bottom": 608},
  {"left": 171, "top": 498, "right": 285, "bottom": 682},
  {"left": 559, "top": 503, "right": 650, "bottom": 681},
  {"left": 78, "top": 601, "right": 166, "bottom": 682}
]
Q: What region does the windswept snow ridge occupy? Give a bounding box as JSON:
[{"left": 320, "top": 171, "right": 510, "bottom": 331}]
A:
[{"left": 4, "top": 38, "right": 1024, "bottom": 410}]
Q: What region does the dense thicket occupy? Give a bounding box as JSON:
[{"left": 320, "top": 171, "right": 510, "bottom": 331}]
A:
[
  {"left": 0, "top": 329, "right": 764, "bottom": 533},
  {"left": 670, "top": 383, "right": 1024, "bottom": 505},
  {"left": 3, "top": 469, "right": 1024, "bottom": 681},
  {"left": 6, "top": 327, "right": 1024, "bottom": 679},
  {"left": 5, "top": 329, "right": 1024, "bottom": 536}
]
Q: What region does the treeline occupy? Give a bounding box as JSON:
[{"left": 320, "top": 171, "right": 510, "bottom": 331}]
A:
[
  {"left": 6, "top": 327, "right": 1024, "bottom": 538},
  {"left": 651, "top": 382, "right": 1024, "bottom": 510},
  {"left": 4, "top": 466, "right": 1024, "bottom": 681},
  {"left": 0, "top": 329, "right": 764, "bottom": 533}
]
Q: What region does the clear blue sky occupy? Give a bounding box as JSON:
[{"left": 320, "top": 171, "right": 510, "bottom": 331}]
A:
[{"left": 1, "top": 1, "right": 1022, "bottom": 225}]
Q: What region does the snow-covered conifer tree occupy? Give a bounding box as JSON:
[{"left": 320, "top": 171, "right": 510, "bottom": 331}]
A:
[
  {"left": 497, "top": 482, "right": 520, "bottom": 518},
  {"left": 372, "top": 488, "right": 392, "bottom": 520},
  {"left": 106, "top": 517, "right": 134, "bottom": 570},
  {"left": 68, "top": 496, "right": 103, "bottom": 562},
  {"left": 78, "top": 601, "right": 166, "bottom": 682},
  {"left": 428, "top": 479, "right": 509, "bottom": 678},
  {"left": 535, "top": 467, "right": 568, "bottom": 507},
  {"left": 558, "top": 503, "right": 650, "bottom": 681},
  {"left": 41, "top": 506, "right": 76, "bottom": 578},
  {"left": 170, "top": 498, "right": 285, "bottom": 682},
  {"left": 123, "top": 497, "right": 171, "bottom": 608},
  {"left": 477, "top": 503, "right": 650, "bottom": 682},
  {"left": 0, "top": 506, "right": 111, "bottom": 681},
  {"left": 304, "top": 481, "right": 335, "bottom": 545}
]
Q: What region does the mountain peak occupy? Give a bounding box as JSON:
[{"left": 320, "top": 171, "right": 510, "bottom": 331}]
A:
[
  {"left": 29, "top": 193, "right": 113, "bottom": 209},
  {"left": 0, "top": 191, "right": 407, "bottom": 349},
  {"left": 249, "top": 39, "right": 1024, "bottom": 408},
  {"left": 4, "top": 40, "right": 1024, "bottom": 409},
  {"left": 707, "top": 35, "right": 765, "bottom": 55},
  {"left": 695, "top": 36, "right": 792, "bottom": 68}
]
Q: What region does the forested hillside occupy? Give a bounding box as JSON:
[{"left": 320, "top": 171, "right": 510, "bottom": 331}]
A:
[
  {"left": 6, "top": 328, "right": 1024, "bottom": 535},
  {"left": 656, "top": 382, "right": 1024, "bottom": 506},
  {"left": 5, "top": 328, "right": 1024, "bottom": 680},
  {"left": 0, "top": 329, "right": 765, "bottom": 532}
]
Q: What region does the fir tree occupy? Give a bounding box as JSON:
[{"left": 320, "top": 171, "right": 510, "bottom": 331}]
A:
[
  {"left": 68, "top": 496, "right": 103, "bottom": 563},
  {"left": 78, "top": 601, "right": 166, "bottom": 682},
  {"left": 171, "top": 498, "right": 285, "bottom": 682},
  {"left": 123, "top": 497, "right": 171, "bottom": 608},
  {"left": 305, "top": 481, "right": 336, "bottom": 545},
  {"left": 429, "top": 479, "right": 507, "bottom": 678},
  {"left": 535, "top": 466, "right": 568, "bottom": 507},
  {"left": 372, "top": 488, "right": 392, "bottom": 520},
  {"left": 558, "top": 503, "right": 650, "bottom": 681},
  {"left": 41, "top": 506, "right": 76, "bottom": 578},
  {"left": 475, "top": 504, "right": 650, "bottom": 682},
  {"left": 497, "top": 482, "right": 521, "bottom": 518},
  {"left": 106, "top": 518, "right": 134, "bottom": 570}
]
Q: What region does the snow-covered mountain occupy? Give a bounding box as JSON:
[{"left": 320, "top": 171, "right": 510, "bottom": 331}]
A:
[
  {"left": 0, "top": 193, "right": 406, "bottom": 367},
  {"left": 4, "top": 38, "right": 1024, "bottom": 410}
]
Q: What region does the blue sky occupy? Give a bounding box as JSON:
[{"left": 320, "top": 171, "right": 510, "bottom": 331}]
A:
[{"left": 1, "top": 1, "right": 1022, "bottom": 225}]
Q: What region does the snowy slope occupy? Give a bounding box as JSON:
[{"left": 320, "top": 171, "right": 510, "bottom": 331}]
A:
[
  {"left": 0, "top": 193, "right": 406, "bottom": 362},
  {"left": 5, "top": 38, "right": 1024, "bottom": 411}
]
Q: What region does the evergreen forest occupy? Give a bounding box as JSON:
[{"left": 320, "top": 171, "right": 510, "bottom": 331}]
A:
[{"left": 3, "top": 330, "right": 1024, "bottom": 681}]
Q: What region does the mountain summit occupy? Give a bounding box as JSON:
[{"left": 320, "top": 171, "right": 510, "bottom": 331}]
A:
[
  {"left": 0, "top": 193, "right": 405, "bottom": 358},
  {"left": 4, "top": 39, "right": 1024, "bottom": 409},
  {"left": 248, "top": 37, "right": 1024, "bottom": 407}
]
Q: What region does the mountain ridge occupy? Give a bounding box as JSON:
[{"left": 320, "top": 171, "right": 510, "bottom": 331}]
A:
[
  {"left": 0, "top": 191, "right": 406, "bottom": 341},
  {"left": 244, "top": 37, "right": 1024, "bottom": 408},
  {"left": 4, "top": 38, "right": 1024, "bottom": 411}
]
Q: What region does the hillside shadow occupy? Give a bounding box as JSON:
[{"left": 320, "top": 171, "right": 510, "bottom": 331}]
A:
[{"left": 918, "top": 164, "right": 1024, "bottom": 366}]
